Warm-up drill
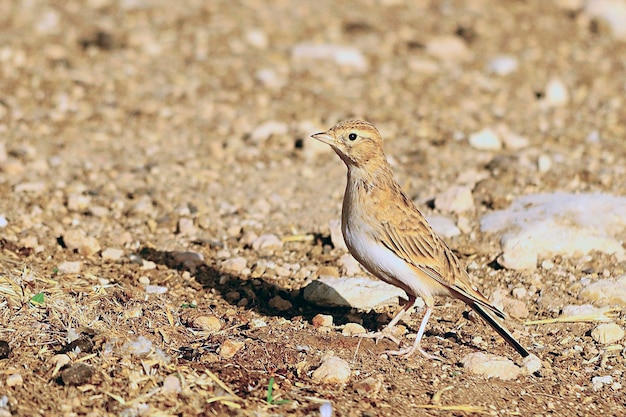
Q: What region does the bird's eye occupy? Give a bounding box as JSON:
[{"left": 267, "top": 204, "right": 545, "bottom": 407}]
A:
[{"left": 348, "top": 133, "right": 357, "bottom": 141}]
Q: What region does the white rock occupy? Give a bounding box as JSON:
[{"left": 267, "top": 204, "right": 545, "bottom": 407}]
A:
[
  {"left": 487, "top": 55, "right": 519, "bottom": 75},
  {"left": 102, "top": 248, "right": 124, "bottom": 261},
  {"left": 312, "top": 314, "right": 334, "bottom": 327},
  {"left": 481, "top": 193, "right": 626, "bottom": 270},
  {"left": 251, "top": 120, "right": 288, "bottom": 143},
  {"left": 145, "top": 285, "right": 168, "bottom": 294},
  {"left": 244, "top": 29, "right": 268, "bottom": 49},
  {"left": 67, "top": 194, "right": 92, "bottom": 212},
  {"left": 57, "top": 261, "right": 82, "bottom": 274},
  {"left": 425, "top": 36, "right": 470, "bottom": 61},
  {"left": 537, "top": 154, "right": 552, "bottom": 173},
  {"left": 591, "top": 323, "right": 625, "bottom": 344},
  {"left": 585, "top": 0, "right": 626, "bottom": 40},
  {"left": 462, "top": 352, "right": 522, "bottom": 380},
  {"left": 522, "top": 354, "right": 542, "bottom": 374},
  {"left": 342, "top": 323, "right": 367, "bottom": 336},
  {"left": 426, "top": 215, "right": 461, "bottom": 238},
  {"left": 579, "top": 275, "right": 626, "bottom": 306},
  {"left": 592, "top": 375, "right": 614, "bottom": 390},
  {"left": 63, "top": 229, "right": 101, "bottom": 256},
  {"left": 311, "top": 355, "right": 351, "bottom": 384},
  {"left": 435, "top": 185, "right": 475, "bottom": 214},
  {"left": 0, "top": 215, "right": 7, "bottom": 228},
  {"left": 124, "top": 335, "right": 152, "bottom": 356},
  {"left": 468, "top": 128, "right": 502, "bottom": 151},
  {"left": 161, "top": 374, "right": 182, "bottom": 395},
  {"left": 292, "top": 43, "right": 368, "bottom": 71},
  {"left": 303, "top": 276, "right": 416, "bottom": 310},
  {"left": 337, "top": 254, "right": 362, "bottom": 276},
  {"left": 221, "top": 257, "right": 247, "bottom": 273},
  {"left": 561, "top": 304, "right": 610, "bottom": 317},
  {"left": 252, "top": 234, "right": 283, "bottom": 251},
  {"left": 499, "top": 130, "right": 530, "bottom": 150},
  {"left": 319, "top": 402, "right": 333, "bottom": 417},
  {"left": 544, "top": 78, "right": 569, "bottom": 107},
  {"left": 6, "top": 373, "right": 23, "bottom": 387},
  {"left": 329, "top": 219, "right": 347, "bottom": 250},
  {"left": 177, "top": 218, "right": 196, "bottom": 236}
]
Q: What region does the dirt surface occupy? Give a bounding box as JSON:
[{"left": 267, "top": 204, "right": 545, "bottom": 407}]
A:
[{"left": 1, "top": 1, "right": 626, "bottom": 416}]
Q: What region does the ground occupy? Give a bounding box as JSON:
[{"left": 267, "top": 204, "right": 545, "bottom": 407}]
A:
[{"left": 1, "top": 0, "right": 626, "bottom": 416}]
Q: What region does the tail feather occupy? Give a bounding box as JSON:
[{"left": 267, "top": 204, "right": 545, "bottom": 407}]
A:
[{"left": 471, "top": 303, "right": 530, "bottom": 358}]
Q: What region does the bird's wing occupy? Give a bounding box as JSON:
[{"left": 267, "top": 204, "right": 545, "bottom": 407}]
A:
[{"left": 379, "top": 220, "right": 504, "bottom": 318}]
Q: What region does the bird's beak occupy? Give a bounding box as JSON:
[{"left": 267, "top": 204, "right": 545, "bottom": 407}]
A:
[{"left": 311, "top": 131, "right": 334, "bottom": 145}]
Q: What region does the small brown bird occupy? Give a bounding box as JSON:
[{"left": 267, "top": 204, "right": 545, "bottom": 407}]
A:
[{"left": 312, "top": 120, "right": 530, "bottom": 359}]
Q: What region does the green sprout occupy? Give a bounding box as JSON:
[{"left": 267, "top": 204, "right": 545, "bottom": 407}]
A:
[
  {"left": 30, "top": 292, "right": 45, "bottom": 307},
  {"left": 266, "top": 377, "right": 289, "bottom": 405}
]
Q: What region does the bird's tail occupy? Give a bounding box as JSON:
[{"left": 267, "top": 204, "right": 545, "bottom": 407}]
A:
[{"left": 471, "top": 302, "right": 530, "bottom": 358}]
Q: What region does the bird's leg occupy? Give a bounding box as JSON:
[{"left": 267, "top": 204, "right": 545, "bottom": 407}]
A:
[
  {"left": 356, "top": 295, "right": 417, "bottom": 346},
  {"left": 385, "top": 306, "right": 442, "bottom": 361}
]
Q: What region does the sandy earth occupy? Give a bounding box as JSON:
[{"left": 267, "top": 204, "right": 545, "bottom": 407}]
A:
[{"left": 1, "top": 0, "right": 626, "bottom": 416}]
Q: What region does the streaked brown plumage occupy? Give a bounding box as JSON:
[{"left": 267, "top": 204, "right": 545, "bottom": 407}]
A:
[{"left": 312, "top": 120, "right": 529, "bottom": 359}]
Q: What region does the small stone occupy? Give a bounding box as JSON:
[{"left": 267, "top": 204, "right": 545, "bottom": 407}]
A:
[
  {"left": 538, "top": 154, "right": 552, "bottom": 173},
  {"left": 342, "top": 323, "right": 367, "bottom": 336},
  {"left": 579, "top": 275, "right": 626, "bottom": 306},
  {"left": 102, "top": 248, "right": 124, "bottom": 261},
  {"left": 61, "top": 363, "right": 94, "bottom": 386},
  {"left": 0, "top": 215, "right": 7, "bottom": 228},
  {"left": 426, "top": 215, "right": 461, "bottom": 238},
  {"left": 251, "top": 120, "right": 288, "bottom": 143},
  {"left": 316, "top": 266, "right": 340, "bottom": 277},
  {"left": 245, "top": 29, "right": 268, "bottom": 49},
  {"left": 268, "top": 295, "right": 293, "bottom": 311},
  {"left": 544, "top": 78, "right": 569, "bottom": 107},
  {"left": 6, "top": 373, "right": 23, "bottom": 387},
  {"left": 353, "top": 375, "right": 383, "bottom": 396},
  {"left": 512, "top": 287, "right": 527, "bottom": 299},
  {"left": 585, "top": 0, "right": 626, "bottom": 40},
  {"left": 57, "top": 261, "right": 82, "bottom": 274},
  {"left": 172, "top": 251, "right": 205, "bottom": 272},
  {"left": 66, "top": 194, "right": 92, "bottom": 212},
  {"left": 468, "top": 128, "right": 502, "bottom": 151},
  {"left": 219, "top": 339, "right": 245, "bottom": 359},
  {"left": 312, "top": 314, "right": 333, "bottom": 328},
  {"left": 462, "top": 352, "right": 522, "bottom": 380},
  {"left": 221, "top": 257, "right": 247, "bottom": 273},
  {"left": 177, "top": 218, "right": 196, "bottom": 235},
  {"left": 425, "top": 35, "right": 470, "bottom": 61},
  {"left": 491, "top": 289, "right": 529, "bottom": 319},
  {"left": 303, "top": 276, "right": 412, "bottom": 310},
  {"left": 337, "top": 254, "right": 362, "bottom": 276},
  {"left": 161, "top": 374, "right": 182, "bottom": 395},
  {"left": 251, "top": 234, "right": 283, "bottom": 251},
  {"left": 592, "top": 375, "right": 613, "bottom": 391},
  {"left": 522, "top": 354, "right": 542, "bottom": 374},
  {"left": 292, "top": 43, "right": 368, "bottom": 71},
  {"left": 145, "top": 285, "right": 167, "bottom": 294},
  {"left": 14, "top": 181, "right": 46, "bottom": 193},
  {"left": 487, "top": 55, "right": 518, "bottom": 75},
  {"left": 311, "top": 355, "right": 351, "bottom": 384},
  {"left": 591, "top": 323, "right": 624, "bottom": 344},
  {"left": 329, "top": 219, "right": 347, "bottom": 251},
  {"left": 62, "top": 229, "right": 101, "bottom": 256},
  {"left": 184, "top": 313, "right": 222, "bottom": 332},
  {"left": 250, "top": 318, "right": 267, "bottom": 328},
  {"left": 435, "top": 185, "right": 475, "bottom": 214},
  {"left": 125, "top": 336, "right": 152, "bottom": 355}
]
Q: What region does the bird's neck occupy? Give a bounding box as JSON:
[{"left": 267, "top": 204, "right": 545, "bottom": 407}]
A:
[{"left": 346, "top": 159, "right": 396, "bottom": 194}]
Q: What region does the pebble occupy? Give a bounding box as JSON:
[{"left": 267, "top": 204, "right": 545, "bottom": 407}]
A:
[
  {"left": 425, "top": 215, "right": 461, "bottom": 238},
  {"left": 487, "top": 55, "right": 518, "bottom": 75},
  {"left": 177, "top": 218, "right": 196, "bottom": 235},
  {"left": 172, "top": 251, "right": 205, "bottom": 272},
  {"left": 425, "top": 35, "right": 470, "bottom": 61},
  {"left": 329, "top": 219, "right": 348, "bottom": 251},
  {"left": 14, "top": 181, "right": 46, "bottom": 193},
  {"left": 591, "top": 323, "right": 624, "bottom": 344},
  {"left": 585, "top": 0, "right": 626, "bottom": 40},
  {"left": 481, "top": 193, "right": 626, "bottom": 270},
  {"left": 221, "top": 257, "right": 247, "bottom": 273},
  {"left": 435, "top": 185, "right": 475, "bottom": 214},
  {"left": 66, "top": 194, "right": 92, "bottom": 212},
  {"left": 337, "top": 254, "right": 362, "bottom": 276},
  {"left": 462, "top": 352, "right": 522, "bottom": 380},
  {"left": 491, "top": 289, "right": 529, "bottom": 319},
  {"left": 292, "top": 43, "right": 368, "bottom": 71},
  {"left": 251, "top": 234, "right": 283, "bottom": 251},
  {"left": 57, "top": 261, "right": 82, "bottom": 274},
  {"left": 312, "top": 314, "right": 334, "bottom": 327},
  {"left": 342, "top": 323, "right": 367, "bottom": 336},
  {"left": 61, "top": 363, "right": 94, "bottom": 386},
  {"left": 353, "top": 376, "right": 383, "bottom": 396},
  {"left": 578, "top": 275, "right": 626, "bottom": 306},
  {"left": 316, "top": 265, "right": 340, "bottom": 277},
  {"left": 499, "top": 129, "right": 530, "bottom": 150},
  {"left": 544, "top": 78, "right": 569, "bottom": 107},
  {"left": 268, "top": 295, "right": 293, "bottom": 311},
  {"left": 311, "top": 355, "right": 351, "bottom": 384},
  {"left": 161, "top": 374, "right": 182, "bottom": 395},
  {"left": 184, "top": 313, "right": 222, "bottom": 332},
  {"left": 250, "top": 120, "right": 288, "bottom": 143},
  {"left": 219, "top": 339, "right": 245, "bottom": 359},
  {"left": 0, "top": 216, "right": 6, "bottom": 228},
  {"left": 319, "top": 402, "right": 333, "bottom": 417},
  {"left": 101, "top": 248, "right": 124, "bottom": 261},
  {"left": 124, "top": 336, "right": 153, "bottom": 356},
  {"left": 592, "top": 375, "right": 614, "bottom": 391},
  {"left": 63, "top": 229, "right": 101, "bottom": 256},
  {"left": 468, "top": 128, "right": 502, "bottom": 151},
  {"left": 522, "top": 354, "right": 543, "bottom": 374},
  {"left": 6, "top": 373, "right": 23, "bottom": 387},
  {"left": 0, "top": 340, "right": 10, "bottom": 359},
  {"left": 303, "top": 276, "right": 412, "bottom": 310},
  {"left": 244, "top": 29, "right": 268, "bottom": 49},
  {"left": 537, "top": 154, "right": 552, "bottom": 173}
]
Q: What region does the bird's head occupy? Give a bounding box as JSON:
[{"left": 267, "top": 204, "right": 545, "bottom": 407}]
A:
[{"left": 311, "top": 120, "right": 386, "bottom": 168}]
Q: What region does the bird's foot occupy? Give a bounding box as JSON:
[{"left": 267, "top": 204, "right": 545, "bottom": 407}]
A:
[{"left": 385, "top": 343, "right": 443, "bottom": 361}]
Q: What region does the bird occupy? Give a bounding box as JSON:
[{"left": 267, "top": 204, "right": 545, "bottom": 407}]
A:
[{"left": 311, "top": 119, "right": 530, "bottom": 360}]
